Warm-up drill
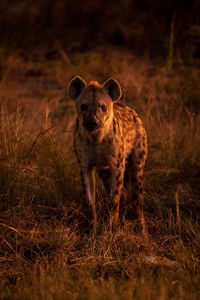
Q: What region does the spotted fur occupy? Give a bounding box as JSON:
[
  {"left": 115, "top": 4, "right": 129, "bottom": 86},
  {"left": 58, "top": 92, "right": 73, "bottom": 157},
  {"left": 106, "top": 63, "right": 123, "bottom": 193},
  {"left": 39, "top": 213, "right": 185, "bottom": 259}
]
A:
[{"left": 68, "top": 76, "right": 147, "bottom": 228}]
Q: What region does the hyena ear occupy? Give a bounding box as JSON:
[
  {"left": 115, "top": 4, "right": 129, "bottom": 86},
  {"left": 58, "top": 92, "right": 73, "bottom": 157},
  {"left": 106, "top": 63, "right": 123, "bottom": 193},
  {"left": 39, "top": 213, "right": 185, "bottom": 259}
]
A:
[
  {"left": 103, "top": 78, "right": 122, "bottom": 102},
  {"left": 68, "top": 76, "right": 87, "bottom": 100}
]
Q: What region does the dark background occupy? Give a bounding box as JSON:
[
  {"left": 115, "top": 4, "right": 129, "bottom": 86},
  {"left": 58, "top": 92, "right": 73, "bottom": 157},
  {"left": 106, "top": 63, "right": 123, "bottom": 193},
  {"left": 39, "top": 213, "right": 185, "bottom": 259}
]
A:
[{"left": 1, "top": 0, "right": 200, "bottom": 63}]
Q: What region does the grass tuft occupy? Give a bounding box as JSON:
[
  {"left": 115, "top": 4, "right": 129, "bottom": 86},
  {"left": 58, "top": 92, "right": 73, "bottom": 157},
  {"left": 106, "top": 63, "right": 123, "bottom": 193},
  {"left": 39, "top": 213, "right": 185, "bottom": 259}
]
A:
[{"left": 0, "top": 49, "right": 200, "bottom": 299}]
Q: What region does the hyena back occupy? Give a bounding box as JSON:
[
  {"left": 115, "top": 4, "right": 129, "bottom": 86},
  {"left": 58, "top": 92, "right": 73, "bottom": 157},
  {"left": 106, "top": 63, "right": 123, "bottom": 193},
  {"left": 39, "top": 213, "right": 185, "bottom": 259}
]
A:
[{"left": 68, "top": 76, "right": 147, "bottom": 228}]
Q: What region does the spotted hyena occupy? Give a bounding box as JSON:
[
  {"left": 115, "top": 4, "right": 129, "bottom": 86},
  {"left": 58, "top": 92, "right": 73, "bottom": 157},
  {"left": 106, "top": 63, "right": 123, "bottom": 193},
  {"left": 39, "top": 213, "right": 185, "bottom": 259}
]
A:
[{"left": 68, "top": 76, "right": 147, "bottom": 228}]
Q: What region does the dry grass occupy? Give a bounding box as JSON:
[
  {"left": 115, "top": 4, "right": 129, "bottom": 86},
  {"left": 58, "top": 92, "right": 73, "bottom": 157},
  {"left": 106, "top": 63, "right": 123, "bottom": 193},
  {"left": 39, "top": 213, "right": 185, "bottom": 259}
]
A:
[{"left": 0, "top": 48, "right": 200, "bottom": 299}]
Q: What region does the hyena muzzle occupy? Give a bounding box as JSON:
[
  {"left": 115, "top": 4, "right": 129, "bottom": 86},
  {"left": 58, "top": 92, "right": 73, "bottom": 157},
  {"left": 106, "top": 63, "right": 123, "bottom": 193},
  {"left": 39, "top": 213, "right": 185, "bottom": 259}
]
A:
[{"left": 68, "top": 76, "right": 147, "bottom": 230}]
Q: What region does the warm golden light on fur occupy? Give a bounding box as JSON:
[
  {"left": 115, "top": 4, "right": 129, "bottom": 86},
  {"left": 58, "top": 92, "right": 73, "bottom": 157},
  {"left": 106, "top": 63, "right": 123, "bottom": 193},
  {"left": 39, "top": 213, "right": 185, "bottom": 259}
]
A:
[
  {"left": 68, "top": 76, "right": 147, "bottom": 230},
  {"left": 88, "top": 81, "right": 102, "bottom": 88}
]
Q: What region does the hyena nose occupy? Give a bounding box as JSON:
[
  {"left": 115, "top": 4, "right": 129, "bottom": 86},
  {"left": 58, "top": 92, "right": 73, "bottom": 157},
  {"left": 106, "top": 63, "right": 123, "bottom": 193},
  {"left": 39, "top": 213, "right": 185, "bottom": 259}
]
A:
[{"left": 85, "top": 119, "right": 98, "bottom": 131}]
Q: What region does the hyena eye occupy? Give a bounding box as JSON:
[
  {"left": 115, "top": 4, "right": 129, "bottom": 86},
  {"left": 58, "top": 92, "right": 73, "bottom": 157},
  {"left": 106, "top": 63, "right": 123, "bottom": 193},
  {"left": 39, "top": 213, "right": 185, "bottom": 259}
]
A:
[
  {"left": 80, "top": 104, "right": 88, "bottom": 111},
  {"left": 101, "top": 105, "right": 107, "bottom": 112}
]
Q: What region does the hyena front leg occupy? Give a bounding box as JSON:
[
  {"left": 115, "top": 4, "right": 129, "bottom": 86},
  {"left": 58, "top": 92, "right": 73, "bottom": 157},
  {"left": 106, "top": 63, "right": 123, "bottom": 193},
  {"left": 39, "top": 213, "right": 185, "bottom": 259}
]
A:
[
  {"left": 97, "top": 168, "right": 111, "bottom": 195},
  {"left": 80, "top": 167, "right": 97, "bottom": 226},
  {"left": 110, "top": 159, "right": 125, "bottom": 227}
]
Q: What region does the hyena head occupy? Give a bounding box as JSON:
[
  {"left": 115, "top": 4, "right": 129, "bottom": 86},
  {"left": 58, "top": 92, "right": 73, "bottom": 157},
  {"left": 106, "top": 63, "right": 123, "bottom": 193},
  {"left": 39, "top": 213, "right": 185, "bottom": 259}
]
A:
[{"left": 68, "top": 76, "right": 122, "bottom": 132}]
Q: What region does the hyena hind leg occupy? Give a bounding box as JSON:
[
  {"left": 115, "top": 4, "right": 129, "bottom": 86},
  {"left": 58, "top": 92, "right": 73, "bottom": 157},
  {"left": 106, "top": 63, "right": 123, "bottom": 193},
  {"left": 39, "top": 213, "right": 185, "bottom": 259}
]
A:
[
  {"left": 124, "top": 152, "right": 148, "bottom": 237},
  {"left": 123, "top": 159, "right": 138, "bottom": 218}
]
